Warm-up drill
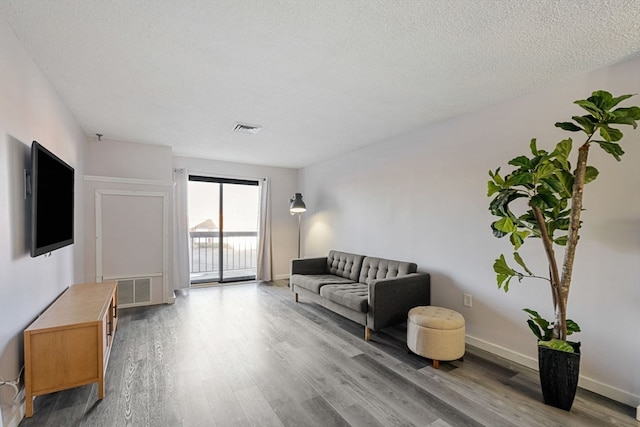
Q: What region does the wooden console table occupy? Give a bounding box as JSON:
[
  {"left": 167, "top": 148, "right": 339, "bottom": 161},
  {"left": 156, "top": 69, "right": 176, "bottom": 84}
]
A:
[{"left": 23, "top": 281, "right": 118, "bottom": 417}]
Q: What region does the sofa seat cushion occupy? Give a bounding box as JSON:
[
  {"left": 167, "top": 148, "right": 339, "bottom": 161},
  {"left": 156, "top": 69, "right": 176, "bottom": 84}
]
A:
[
  {"left": 292, "top": 274, "right": 356, "bottom": 294},
  {"left": 320, "top": 283, "right": 369, "bottom": 313}
]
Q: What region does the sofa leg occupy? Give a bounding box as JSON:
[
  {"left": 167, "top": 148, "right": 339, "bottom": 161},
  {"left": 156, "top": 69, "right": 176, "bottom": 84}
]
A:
[
  {"left": 294, "top": 293, "right": 298, "bottom": 303},
  {"left": 365, "top": 327, "right": 371, "bottom": 341},
  {"left": 433, "top": 359, "right": 440, "bottom": 369}
]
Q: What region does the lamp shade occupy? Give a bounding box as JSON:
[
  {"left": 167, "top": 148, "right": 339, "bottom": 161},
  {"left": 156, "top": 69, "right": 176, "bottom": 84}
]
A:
[{"left": 289, "top": 193, "right": 307, "bottom": 213}]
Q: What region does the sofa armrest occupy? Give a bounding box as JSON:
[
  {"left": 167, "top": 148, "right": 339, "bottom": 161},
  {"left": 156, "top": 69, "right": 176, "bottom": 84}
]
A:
[
  {"left": 290, "top": 257, "right": 328, "bottom": 276},
  {"left": 367, "top": 273, "right": 430, "bottom": 331}
]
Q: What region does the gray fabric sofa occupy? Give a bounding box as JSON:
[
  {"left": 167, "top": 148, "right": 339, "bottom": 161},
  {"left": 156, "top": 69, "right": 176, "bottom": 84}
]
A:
[{"left": 290, "top": 250, "right": 430, "bottom": 340}]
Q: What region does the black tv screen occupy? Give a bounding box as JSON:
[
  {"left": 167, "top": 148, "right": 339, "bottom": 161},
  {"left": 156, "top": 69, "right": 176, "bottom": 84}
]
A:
[{"left": 30, "top": 141, "right": 74, "bottom": 257}]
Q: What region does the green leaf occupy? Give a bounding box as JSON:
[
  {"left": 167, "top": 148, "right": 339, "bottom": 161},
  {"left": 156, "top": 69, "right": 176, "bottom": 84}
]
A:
[
  {"left": 532, "top": 190, "right": 558, "bottom": 209},
  {"left": 523, "top": 308, "right": 541, "bottom": 318},
  {"left": 507, "top": 171, "right": 534, "bottom": 186},
  {"left": 557, "top": 171, "right": 574, "bottom": 196},
  {"left": 554, "top": 235, "right": 568, "bottom": 246},
  {"left": 494, "top": 255, "right": 515, "bottom": 275},
  {"left": 552, "top": 217, "right": 570, "bottom": 230},
  {"left": 488, "top": 168, "right": 505, "bottom": 186},
  {"left": 596, "top": 141, "right": 625, "bottom": 161},
  {"left": 494, "top": 255, "right": 518, "bottom": 291},
  {"left": 572, "top": 115, "right": 596, "bottom": 134},
  {"left": 489, "top": 189, "right": 527, "bottom": 217},
  {"left": 534, "top": 318, "right": 551, "bottom": 333},
  {"left": 524, "top": 308, "right": 552, "bottom": 341},
  {"left": 529, "top": 138, "right": 539, "bottom": 156},
  {"left": 552, "top": 138, "right": 572, "bottom": 160},
  {"left": 588, "top": 90, "right": 613, "bottom": 109},
  {"left": 518, "top": 210, "right": 537, "bottom": 223},
  {"left": 539, "top": 339, "right": 575, "bottom": 353},
  {"left": 608, "top": 111, "right": 640, "bottom": 128},
  {"left": 535, "top": 161, "right": 556, "bottom": 180},
  {"left": 555, "top": 121, "right": 581, "bottom": 132},
  {"left": 487, "top": 181, "right": 501, "bottom": 197},
  {"left": 575, "top": 99, "right": 602, "bottom": 118},
  {"left": 551, "top": 159, "right": 570, "bottom": 174},
  {"left": 511, "top": 230, "right": 531, "bottom": 250},
  {"left": 490, "top": 222, "right": 508, "bottom": 238},
  {"left": 494, "top": 217, "right": 517, "bottom": 233},
  {"left": 554, "top": 207, "right": 571, "bottom": 219},
  {"left": 509, "top": 231, "right": 524, "bottom": 250},
  {"left": 508, "top": 156, "right": 531, "bottom": 168},
  {"left": 584, "top": 166, "right": 599, "bottom": 184},
  {"left": 529, "top": 154, "right": 545, "bottom": 170},
  {"left": 606, "top": 92, "right": 633, "bottom": 109},
  {"left": 541, "top": 177, "right": 565, "bottom": 195},
  {"left": 530, "top": 194, "right": 545, "bottom": 209},
  {"left": 599, "top": 125, "right": 623, "bottom": 142},
  {"left": 496, "top": 273, "right": 512, "bottom": 290},
  {"left": 527, "top": 319, "right": 544, "bottom": 341},
  {"left": 566, "top": 319, "right": 581, "bottom": 335},
  {"left": 513, "top": 251, "right": 533, "bottom": 275},
  {"left": 614, "top": 106, "right": 640, "bottom": 121},
  {"left": 543, "top": 193, "right": 560, "bottom": 208}
]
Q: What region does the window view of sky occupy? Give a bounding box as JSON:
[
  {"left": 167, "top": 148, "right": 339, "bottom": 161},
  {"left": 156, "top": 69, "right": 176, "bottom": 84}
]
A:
[{"left": 188, "top": 181, "right": 259, "bottom": 232}]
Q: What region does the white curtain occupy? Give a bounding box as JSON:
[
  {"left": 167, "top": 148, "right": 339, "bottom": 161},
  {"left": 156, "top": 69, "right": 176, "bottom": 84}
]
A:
[
  {"left": 172, "top": 168, "right": 190, "bottom": 289},
  {"left": 257, "top": 178, "right": 273, "bottom": 282}
]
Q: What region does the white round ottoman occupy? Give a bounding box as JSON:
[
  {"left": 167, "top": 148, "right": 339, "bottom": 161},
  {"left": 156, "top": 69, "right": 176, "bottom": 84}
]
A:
[{"left": 407, "top": 306, "right": 465, "bottom": 368}]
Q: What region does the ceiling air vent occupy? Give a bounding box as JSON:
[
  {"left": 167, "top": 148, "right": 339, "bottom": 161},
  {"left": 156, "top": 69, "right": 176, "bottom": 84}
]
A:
[{"left": 233, "top": 123, "right": 262, "bottom": 134}]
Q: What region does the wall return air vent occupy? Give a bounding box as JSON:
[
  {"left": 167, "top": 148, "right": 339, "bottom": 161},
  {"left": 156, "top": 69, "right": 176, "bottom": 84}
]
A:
[
  {"left": 233, "top": 123, "right": 262, "bottom": 134},
  {"left": 117, "top": 277, "right": 151, "bottom": 306}
]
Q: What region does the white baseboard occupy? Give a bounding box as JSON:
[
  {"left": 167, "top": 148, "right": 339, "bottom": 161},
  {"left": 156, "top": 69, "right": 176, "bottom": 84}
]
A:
[
  {"left": 5, "top": 405, "right": 24, "bottom": 427},
  {"left": 2, "top": 387, "right": 25, "bottom": 427},
  {"left": 275, "top": 274, "right": 289, "bottom": 280},
  {"left": 466, "top": 335, "right": 640, "bottom": 407}
]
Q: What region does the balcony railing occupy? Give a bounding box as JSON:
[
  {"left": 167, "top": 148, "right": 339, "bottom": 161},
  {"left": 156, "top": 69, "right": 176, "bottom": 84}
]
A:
[{"left": 189, "top": 231, "right": 258, "bottom": 281}]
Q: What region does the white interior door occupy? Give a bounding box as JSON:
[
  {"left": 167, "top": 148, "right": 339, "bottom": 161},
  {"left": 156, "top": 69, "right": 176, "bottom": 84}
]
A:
[{"left": 95, "top": 189, "right": 169, "bottom": 305}]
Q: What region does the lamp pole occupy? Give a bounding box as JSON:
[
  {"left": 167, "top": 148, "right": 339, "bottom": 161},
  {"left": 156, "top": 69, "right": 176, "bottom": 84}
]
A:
[
  {"left": 297, "top": 213, "right": 302, "bottom": 258},
  {"left": 289, "top": 193, "right": 307, "bottom": 259}
]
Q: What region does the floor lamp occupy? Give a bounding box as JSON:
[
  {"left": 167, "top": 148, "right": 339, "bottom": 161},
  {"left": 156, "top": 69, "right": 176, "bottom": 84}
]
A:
[{"left": 289, "top": 193, "right": 307, "bottom": 258}]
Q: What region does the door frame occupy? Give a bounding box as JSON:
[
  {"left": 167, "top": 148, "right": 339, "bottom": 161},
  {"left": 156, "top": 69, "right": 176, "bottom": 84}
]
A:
[{"left": 188, "top": 175, "right": 259, "bottom": 284}]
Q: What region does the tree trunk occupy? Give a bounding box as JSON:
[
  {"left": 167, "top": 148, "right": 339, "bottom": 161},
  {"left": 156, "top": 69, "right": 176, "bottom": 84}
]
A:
[
  {"left": 558, "top": 141, "right": 591, "bottom": 340},
  {"left": 532, "top": 205, "right": 561, "bottom": 331}
]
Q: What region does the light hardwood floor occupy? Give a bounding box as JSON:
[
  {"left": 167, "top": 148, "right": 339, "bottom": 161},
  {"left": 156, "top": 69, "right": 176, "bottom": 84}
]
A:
[{"left": 19, "top": 280, "right": 637, "bottom": 426}]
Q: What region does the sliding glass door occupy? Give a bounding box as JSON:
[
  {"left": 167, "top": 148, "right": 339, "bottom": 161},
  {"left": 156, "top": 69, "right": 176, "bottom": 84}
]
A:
[{"left": 187, "top": 176, "right": 259, "bottom": 284}]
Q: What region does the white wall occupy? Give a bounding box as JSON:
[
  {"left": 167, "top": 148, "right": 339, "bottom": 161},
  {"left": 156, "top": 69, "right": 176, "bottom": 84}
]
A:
[
  {"left": 85, "top": 137, "right": 173, "bottom": 181},
  {"left": 0, "top": 14, "right": 86, "bottom": 427},
  {"left": 84, "top": 138, "right": 174, "bottom": 305},
  {"left": 173, "top": 155, "right": 300, "bottom": 279},
  {"left": 300, "top": 58, "right": 640, "bottom": 406}
]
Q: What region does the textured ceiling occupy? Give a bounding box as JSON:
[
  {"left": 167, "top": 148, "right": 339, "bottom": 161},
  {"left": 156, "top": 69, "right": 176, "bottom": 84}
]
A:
[{"left": 1, "top": 0, "right": 639, "bottom": 169}]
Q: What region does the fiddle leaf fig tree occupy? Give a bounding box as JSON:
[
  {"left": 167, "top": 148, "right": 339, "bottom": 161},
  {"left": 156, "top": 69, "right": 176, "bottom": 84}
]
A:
[{"left": 488, "top": 91, "right": 640, "bottom": 351}]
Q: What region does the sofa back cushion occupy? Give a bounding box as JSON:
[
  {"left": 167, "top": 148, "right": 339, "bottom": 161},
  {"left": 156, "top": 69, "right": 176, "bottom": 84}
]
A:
[
  {"left": 359, "top": 257, "right": 417, "bottom": 285},
  {"left": 327, "top": 250, "right": 364, "bottom": 281}
]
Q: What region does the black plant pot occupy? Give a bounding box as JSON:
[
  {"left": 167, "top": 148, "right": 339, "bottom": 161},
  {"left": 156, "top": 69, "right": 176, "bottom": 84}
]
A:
[{"left": 538, "top": 342, "right": 581, "bottom": 411}]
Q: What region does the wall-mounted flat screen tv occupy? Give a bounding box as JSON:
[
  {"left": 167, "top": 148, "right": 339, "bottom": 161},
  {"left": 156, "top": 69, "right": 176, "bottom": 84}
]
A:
[{"left": 30, "top": 141, "right": 74, "bottom": 257}]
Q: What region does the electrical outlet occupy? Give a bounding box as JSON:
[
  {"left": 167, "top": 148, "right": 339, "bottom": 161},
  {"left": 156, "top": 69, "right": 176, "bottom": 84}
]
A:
[{"left": 463, "top": 293, "right": 472, "bottom": 307}]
